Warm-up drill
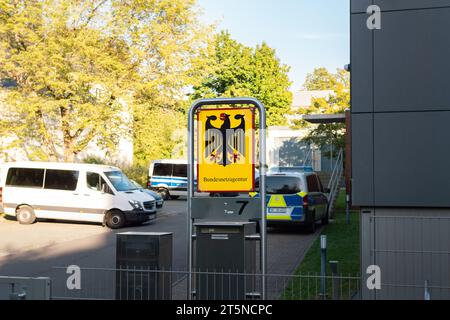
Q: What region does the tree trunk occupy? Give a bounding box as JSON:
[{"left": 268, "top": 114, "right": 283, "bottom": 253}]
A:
[
  {"left": 63, "top": 148, "right": 75, "bottom": 162},
  {"left": 61, "top": 106, "right": 75, "bottom": 162},
  {"left": 63, "top": 134, "right": 75, "bottom": 162}
]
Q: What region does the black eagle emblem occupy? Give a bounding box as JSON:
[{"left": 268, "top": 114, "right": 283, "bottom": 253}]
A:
[{"left": 204, "top": 113, "right": 246, "bottom": 167}]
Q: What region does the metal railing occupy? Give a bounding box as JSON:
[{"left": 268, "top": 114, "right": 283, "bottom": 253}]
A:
[
  {"left": 0, "top": 276, "right": 51, "bottom": 300},
  {"left": 302, "top": 148, "right": 313, "bottom": 167},
  {"left": 326, "top": 148, "right": 344, "bottom": 217},
  {"left": 49, "top": 267, "right": 360, "bottom": 301}
]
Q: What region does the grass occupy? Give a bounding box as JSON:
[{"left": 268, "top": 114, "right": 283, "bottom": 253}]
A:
[{"left": 281, "top": 189, "right": 360, "bottom": 300}]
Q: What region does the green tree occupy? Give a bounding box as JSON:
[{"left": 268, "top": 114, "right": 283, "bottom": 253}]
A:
[
  {"left": 292, "top": 68, "right": 349, "bottom": 151},
  {"left": 122, "top": 0, "right": 212, "bottom": 166},
  {"left": 303, "top": 67, "right": 337, "bottom": 91},
  {"left": 0, "top": 0, "right": 134, "bottom": 162},
  {"left": 0, "top": 0, "right": 211, "bottom": 164},
  {"left": 192, "top": 31, "right": 292, "bottom": 126}
]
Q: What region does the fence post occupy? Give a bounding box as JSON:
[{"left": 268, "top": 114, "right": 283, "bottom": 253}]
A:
[
  {"left": 330, "top": 261, "right": 340, "bottom": 300},
  {"left": 320, "top": 235, "right": 327, "bottom": 300},
  {"left": 424, "top": 280, "right": 431, "bottom": 300},
  {"left": 346, "top": 194, "right": 350, "bottom": 225}
]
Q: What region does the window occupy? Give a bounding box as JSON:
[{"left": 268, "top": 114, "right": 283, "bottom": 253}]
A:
[
  {"left": 266, "top": 176, "right": 302, "bottom": 195},
  {"left": 87, "top": 172, "right": 101, "bottom": 190},
  {"left": 6, "top": 168, "right": 44, "bottom": 188},
  {"left": 104, "top": 171, "right": 136, "bottom": 192},
  {"left": 153, "top": 163, "right": 172, "bottom": 177},
  {"left": 173, "top": 164, "right": 187, "bottom": 178},
  {"left": 306, "top": 175, "right": 320, "bottom": 192},
  {"left": 44, "top": 169, "right": 79, "bottom": 191},
  {"left": 87, "top": 172, "right": 113, "bottom": 194}
]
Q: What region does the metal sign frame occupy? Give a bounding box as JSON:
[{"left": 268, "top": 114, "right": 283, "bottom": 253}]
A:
[{"left": 187, "top": 97, "right": 267, "bottom": 300}]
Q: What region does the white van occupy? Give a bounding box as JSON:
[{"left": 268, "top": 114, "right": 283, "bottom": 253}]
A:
[{"left": 0, "top": 162, "right": 156, "bottom": 229}]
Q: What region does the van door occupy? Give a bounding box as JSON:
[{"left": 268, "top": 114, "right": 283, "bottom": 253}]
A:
[
  {"left": 172, "top": 164, "right": 188, "bottom": 190},
  {"left": 150, "top": 163, "right": 173, "bottom": 189},
  {"left": 39, "top": 169, "right": 85, "bottom": 221},
  {"left": 76, "top": 171, "right": 115, "bottom": 223},
  {"left": 2, "top": 167, "right": 45, "bottom": 216},
  {"left": 306, "top": 174, "right": 328, "bottom": 219}
]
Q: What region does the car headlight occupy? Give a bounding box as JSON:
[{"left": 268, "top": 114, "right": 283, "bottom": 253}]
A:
[{"left": 128, "top": 200, "right": 143, "bottom": 210}]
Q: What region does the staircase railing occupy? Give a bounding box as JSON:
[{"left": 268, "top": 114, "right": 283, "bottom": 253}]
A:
[
  {"left": 326, "top": 148, "right": 344, "bottom": 217},
  {"left": 302, "top": 148, "right": 313, "bottom": 167}
]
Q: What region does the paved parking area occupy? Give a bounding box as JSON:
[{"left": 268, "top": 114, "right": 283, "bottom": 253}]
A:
[
  {"left": 0, "top": 215, "right": 108, "bottom": 258},
  {"left": 0, "top": 200, "right": 320, "bottom": 298}
]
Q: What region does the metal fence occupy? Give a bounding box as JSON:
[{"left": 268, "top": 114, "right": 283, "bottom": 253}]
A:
[
  {"left": 50, "top": 267, "right": 361, "bottom": 300},
  {"left": 361, "top": 210, "right": 450, "bottom": 300},
  {"left": 0, "top": 276, "right": 51, "bottom": 300}
]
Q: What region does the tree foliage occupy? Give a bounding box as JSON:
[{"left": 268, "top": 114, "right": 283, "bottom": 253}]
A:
[
  {"left": 192, "top": 31, "right": 292, "bottom": 126},
  {"left": 293, "top": 67, "right": 349, "bottom": 151},
  {"left": 0, "top": 1, "right": 294, "bottom": 170},
  {"left": 124, "top": 0, "right": 212, "bottom": 166},
  {"left": 0, "top": 0, "right": 211, "bottom": 163}
]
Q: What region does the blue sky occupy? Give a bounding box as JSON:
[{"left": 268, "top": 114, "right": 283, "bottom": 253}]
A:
[{"left": 197, "top": 0, "right": 349, "bottom": 91}]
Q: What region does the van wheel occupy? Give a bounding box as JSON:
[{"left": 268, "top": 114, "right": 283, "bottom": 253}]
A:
[
  {"left": 16, "top": 205, "right": 36, "bottom": 225},
  {"left": 158, "top": 189, "right": 170, "bottom": 200},
  {"left": 106, "top": 210, "right": 125, "bottom": 229}
]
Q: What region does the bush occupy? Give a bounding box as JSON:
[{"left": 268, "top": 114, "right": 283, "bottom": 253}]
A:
[
  {"left": 82, "top": 156, "right": 107, "bottom": 165},
  {"left": 122, "top": 164, "right": 148, "bottom": 187}
]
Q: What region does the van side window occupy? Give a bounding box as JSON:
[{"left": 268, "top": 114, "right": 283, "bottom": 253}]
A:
[
  {"left": 6, "top": 168, "right": 44, "bottom": 188},
  {"left": 306, "top": 175, "right": 320, "bottom": 192},
  {"left": 87, "top": 172, "right": 101, "bottom": 190},
  {"left": 173, "top": 164, "right": 187, "bottom": 177},
  {"left": 153, "top": 163, "right": 172, "bottom": 177},
  {"left": 87, "top": 172, "right": 113, "bottom": 194},
  {"left": 44, "top": 170, "right": 79, "bottom": 191}
]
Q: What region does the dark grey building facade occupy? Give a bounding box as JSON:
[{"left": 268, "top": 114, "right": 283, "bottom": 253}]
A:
[{"left": 351, "top": 0, "right": 450, "bottom": 299}]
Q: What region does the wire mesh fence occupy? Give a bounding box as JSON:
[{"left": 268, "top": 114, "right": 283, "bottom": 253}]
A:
[
  {"left": 362, "top": 212, "right": 450, "bottom": 300},
  {"left": 50, "top": 266, "right": 361, "bottom": 300}
]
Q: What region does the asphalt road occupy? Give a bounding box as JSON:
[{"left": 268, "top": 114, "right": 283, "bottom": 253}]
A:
[{"left": 0, "top": 200, "right": 320, "bottom": 299}]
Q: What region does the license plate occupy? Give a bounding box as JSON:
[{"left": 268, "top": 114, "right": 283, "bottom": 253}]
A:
[{"left": 268, "top": 207, "right": 287, "bottom": 214}]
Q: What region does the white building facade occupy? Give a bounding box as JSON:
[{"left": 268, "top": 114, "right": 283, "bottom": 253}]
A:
[{"left": 267, "top": 90, "right": 334, "bottom": 171}]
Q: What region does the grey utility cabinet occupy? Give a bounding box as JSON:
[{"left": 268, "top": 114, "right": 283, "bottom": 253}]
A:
[
  {"left": 194, "top": 221, "right": 258, "bottom": 300},
  {"left": 351, "top": 0, "right": 450, "bottom": 299},
  {"left": 116, "top": 232, "right": 173, "bottom": 300}
]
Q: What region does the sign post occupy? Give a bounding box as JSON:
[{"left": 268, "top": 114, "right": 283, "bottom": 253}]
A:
[{"left": 187, "top": 97, "right": 267, "bottom": 300}]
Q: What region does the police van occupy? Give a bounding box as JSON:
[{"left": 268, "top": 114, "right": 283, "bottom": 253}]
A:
[
  {"left": 148, "top": 159, "right": 188, "bottom": 200},
  {"left": 147, "top": 159, "right": 220, "bottom": 199},
  {"left": 0, "top": 162, "right": 156, "bottom": 229},
  {"left": 252, "top": 171, "right": 329, "bottom": 233}
]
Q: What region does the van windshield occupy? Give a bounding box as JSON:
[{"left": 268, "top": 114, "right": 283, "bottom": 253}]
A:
[{"left": 104, "top": 171, "right": 137, "bottom": 192}]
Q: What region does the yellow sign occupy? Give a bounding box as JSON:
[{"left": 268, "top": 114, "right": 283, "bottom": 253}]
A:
[{"left": 197, "top": 107, "right": 255, "bottom": 192}]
